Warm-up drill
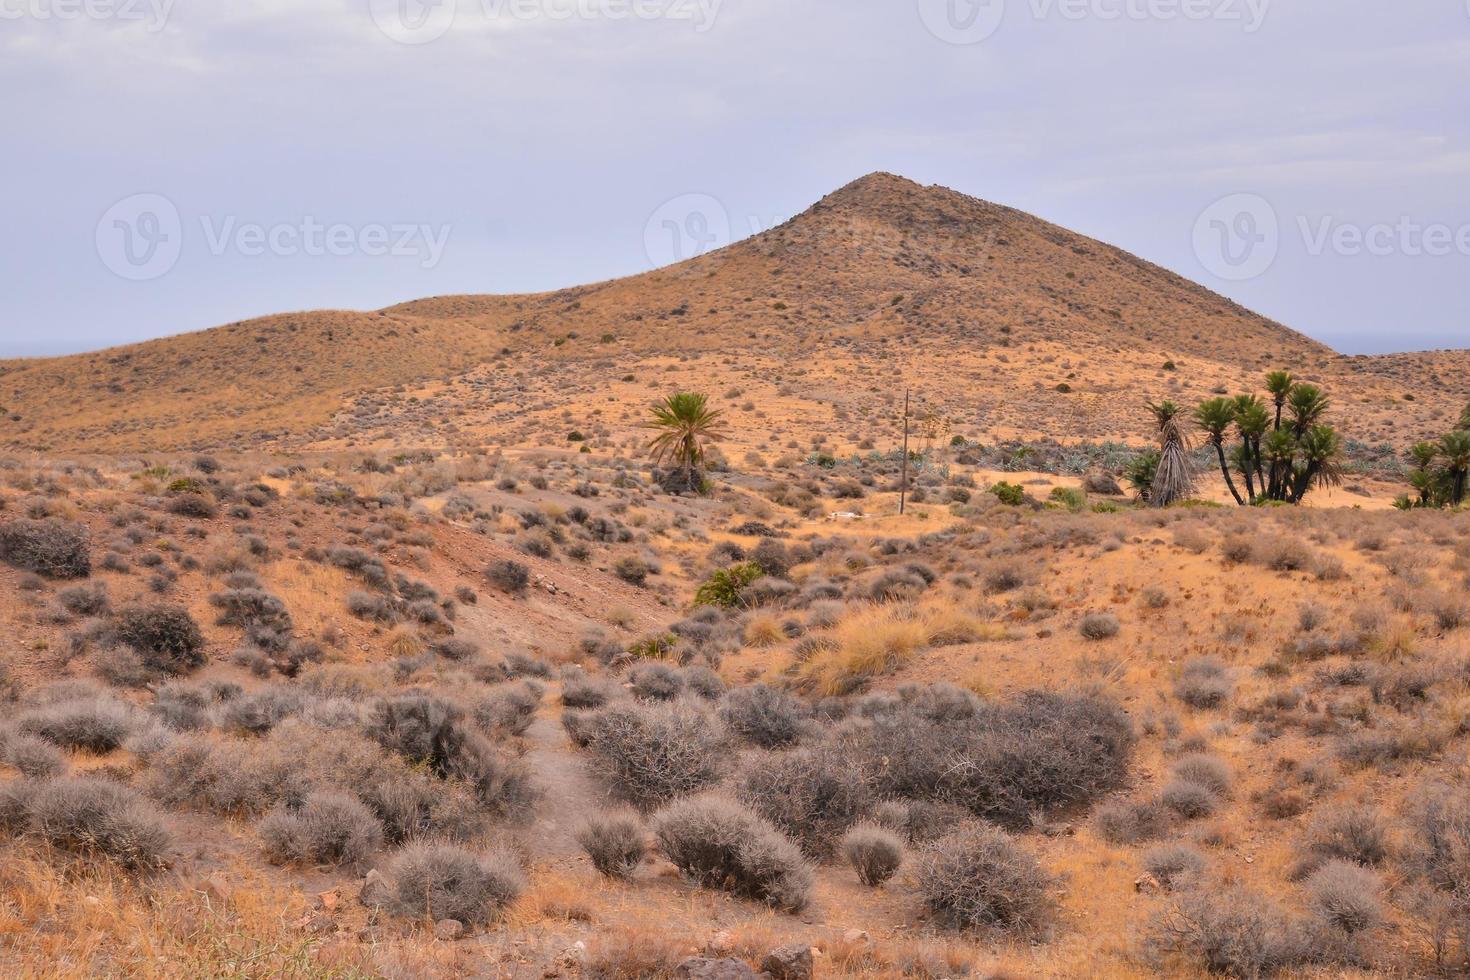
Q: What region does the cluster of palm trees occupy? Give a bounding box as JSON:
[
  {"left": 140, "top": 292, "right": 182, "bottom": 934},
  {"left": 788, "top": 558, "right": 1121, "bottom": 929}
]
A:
[
  {"left": 1399, "top": 402, "right": 1470, "bottom": 510},
  {"left": 1129, "top": 371, "right": 1345, "bottom": 507}
]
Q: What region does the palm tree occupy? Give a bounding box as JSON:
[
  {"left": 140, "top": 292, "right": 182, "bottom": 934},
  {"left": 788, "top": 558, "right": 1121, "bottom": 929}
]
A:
[
  {"left": 1265, "top": 371, "right": 1294, "bottom": 431},
  {"left": 1287, "top": 383, "right": 1330, "bottom": 437},
  {"left": 1146, "top": 400, "right": 1195, "bottom": 507},
  {"left": 1196, "top": 397, "right": 1244, "bottom": 505},
  {"left": 644, "top": 392, "right": 727, "bottom": 494},
  {"left": 1289, "top": 425, "right": 1345, "bottom": 503},
  {"left": 1408, "top": 441, "right": 1439, "bottom": 507},
  {"left": 1439, "top": 430, "right": 1470, "bottom": 506},
  {"left": 1125, "top": 450, "right": 1160, "bottom": 503},
  {"left": 1460, "top": 401, "right": 1470, "bottom": 433},
  {"left": 1233, "top": 395, "right": 1270, "bottom": 499},
  {"left": 1263, "top": 429, "right": 1297, "bottom": 501}
]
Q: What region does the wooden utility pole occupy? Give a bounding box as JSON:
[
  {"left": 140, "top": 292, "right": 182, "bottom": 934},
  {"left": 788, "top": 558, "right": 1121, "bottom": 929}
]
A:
[{"left": 899, "top": 389, "right": 910, "bottom": 515}]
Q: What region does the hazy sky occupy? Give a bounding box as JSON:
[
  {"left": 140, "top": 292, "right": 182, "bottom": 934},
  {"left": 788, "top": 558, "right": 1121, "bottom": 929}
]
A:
[{"left": 2, "top": 0, "right": 1467, "bottom": 357}]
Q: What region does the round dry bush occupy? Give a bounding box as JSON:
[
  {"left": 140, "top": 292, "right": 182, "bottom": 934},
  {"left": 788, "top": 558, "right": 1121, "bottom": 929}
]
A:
[
  {"left": 720, "top": 684, "right": 807, "bottom": 749},
  {"left": 841, "top": 822, "right": 904, "bottom": 886},
  {"left": 1151, "top": 886, "right": 1311, "bottom": 977},
  {"left": 1306, "top": 859, "right": 1382, "bottom": 935},
  {"left": 584, "top": 701, "right": 725, "bottom": 809},
  {"left": 652, "top": 794, "right": 814, "bottom": 912},
  {"left": 738, "top": 741, "right": 876, "bottom": 857},
  {"left": 915, "top": 825, "right": 1054, "bottom": 934},
  {"left": 1142, "top": 843, "right": 1206, "bottom": 890},
  {"left": 359, "top": 773, "right": 485, "bottom": 845},
  {"left": 1160, "top": 780, "right": 1219, "bottom": 820},
  {"left": 28, "top": 777, "right": 171, "bottom": 870},
  {"left": 0, "top": 780, "right": 35, "bottom": 834},
  {"left": 19, "top": 697, "right": 135, "bottom": 753},
  {"left": 560, "top": 672, "right": 614, "bottom": 709},
  {"left": 474, "top": 682, "right": 542, "bottom": 737},
  {"left": 1078, "top": 612, "right": 1121, "bottom": 641},
  {"left": 259, "top": 790, "right": 382, "bottom": 868},
  {"left": 1174, "top": 657, "right": 1233, "bottom": 710},
  {"left": 1170, "top": 754, "right": 1232, "bottom": 798},
  {"left": 111, "top": 604, "right": 206, "bottom": 676},
  {"left": 628, "top": 662, "right": 683, "bottom": 701},
  {"left": 576, "top": 810, "right": 648, "bottom": 879},
  {"left": 383, "top": 843, "right": 525, "bottom": 925},
  {"left": 486, "top": 559, "right": 530, "bottom": 594},
  {"left": 1095, "top": 798, "right": 1171, "bottom": 846},
  {"left": 4, "top": 734, "right": 67, "bottom": 779},
  {"left": 0, "top": 518, "right": 92, "bottom": 579}
]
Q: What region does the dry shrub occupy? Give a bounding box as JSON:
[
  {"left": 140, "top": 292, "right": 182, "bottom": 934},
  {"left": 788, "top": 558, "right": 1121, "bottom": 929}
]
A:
[
  {"left": 381, "top": 843, "right": 524, "bottom": 924},
  {"left": 803, "top": 601, "right": 998, "bottom": 695},
  {"left": 1305, "top": 860, "right": 1382, "bottom": 935},
  {"left": 1095, "top": 797, "right": 1171, "bottom": 845},
  {"left": 915, "top": 824, "right": 1053, "bottom": 934},
  {"left": 582, "top": 700, "right": 725, "bottom": 809},
  {"left": 739, "top": 740, "right": 876, "bottom": 857},
  {"left": 0, "top": 518, "right": 91, "bottom": 578},
  {"left": 1175, "top": 656, "right": 1233, "bottom": 709},
  {"left": 652, "top": 794, "right": 813, "bottom": 912},
  {"left": 1142, "top": 843, "right": 1206, "bottom": 890},
  {"left": 259, "top": 790, "right": 381, "bottom": 868},
  {"left": 111, "top": 604, "right": 206, "bottom": 677},
  {"left": 19, "top": 696, "right": 134, "bottom": 753},
  {"left": 719, "top": 684, "right": 807, "bottom": 749},
  {"left": 576, "top": 810, "right": 647, "bottom": 879},
  {"left": 27, "top": 777, "right": 171, "bottom": 870},
  {"left": 1151, "top": 886, "right": 1310, "bottom": 977},
  {"left": 841, "top": 822, "right": 904, "bottom": 886}
]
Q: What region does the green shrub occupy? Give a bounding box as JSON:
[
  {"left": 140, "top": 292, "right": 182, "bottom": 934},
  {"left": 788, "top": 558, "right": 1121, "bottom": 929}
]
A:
[
  {"left": 990, "top": 482, "right": 1025, "bottom": 506},
  {"left": 694, "top": 562, "right": 762, "bottom": 608}
]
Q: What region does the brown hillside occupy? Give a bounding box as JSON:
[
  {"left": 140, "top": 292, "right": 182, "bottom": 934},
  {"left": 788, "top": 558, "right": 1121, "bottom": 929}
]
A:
[{"left": 2, "top": 173, "right": 1464, "bottom": 453}]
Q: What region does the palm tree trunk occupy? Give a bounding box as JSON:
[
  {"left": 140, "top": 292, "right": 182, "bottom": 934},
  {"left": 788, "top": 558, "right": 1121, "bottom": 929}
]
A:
[
  {"left": 1215, "top": 442, "right": 1244, "bottom": 505},
  {"left": 1240, "top": 456, "right": 1256, "bottom": 503}
]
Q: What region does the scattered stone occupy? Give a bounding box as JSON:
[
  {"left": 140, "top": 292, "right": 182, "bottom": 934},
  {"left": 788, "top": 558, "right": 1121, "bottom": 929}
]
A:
[
  {"left": 842, "top": 929, "right": 871, "bottom": 946},
  {"left": 1134, "top": 873, "right": 1162, "bottom": 895},
  {"left": 761, "top": 944, "right": 814, "bottom": 980},
  {"left": 434, "top": 918, "right": 465, "bottom": 941},
  {"left": 1083, "top": 470, "right": 1124, "bottom": 496},
  {"left": 673, "top": 957, "right": 760, "bottom": 979},
  {"left": 705, "top": 930, "right": 736, "bottom": 956},
  {"left": 316, "top": 889, "right": 340, "bottom": 912},
  {"left": 359, "top": 869, "right": 391, "bottom": 908}
]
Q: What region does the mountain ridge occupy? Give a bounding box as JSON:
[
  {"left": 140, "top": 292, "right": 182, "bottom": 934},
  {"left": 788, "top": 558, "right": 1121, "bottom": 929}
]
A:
[{"left": 2, "top": 173, "right": 1463, "bottom": 453}]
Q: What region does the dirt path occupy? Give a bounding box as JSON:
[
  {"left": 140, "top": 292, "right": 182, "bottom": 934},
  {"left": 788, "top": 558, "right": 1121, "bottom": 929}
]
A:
[{"left": 519, "top": 694, "right": 610, "bottom": 863}]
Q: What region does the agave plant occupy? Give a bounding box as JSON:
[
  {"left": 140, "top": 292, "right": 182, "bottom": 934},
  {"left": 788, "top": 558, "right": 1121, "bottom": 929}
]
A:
[{"left": 644, "top": 392, "right": 727, "bottom": 494}]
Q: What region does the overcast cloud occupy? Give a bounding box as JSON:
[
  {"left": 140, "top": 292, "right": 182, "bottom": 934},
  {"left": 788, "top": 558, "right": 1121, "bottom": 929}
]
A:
[{"left": 1, "top": 0, "right": 1466, "bottom": 356}]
